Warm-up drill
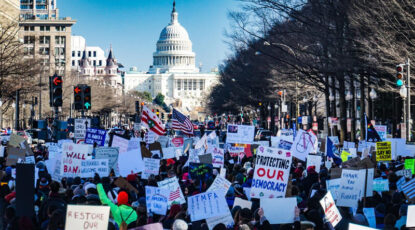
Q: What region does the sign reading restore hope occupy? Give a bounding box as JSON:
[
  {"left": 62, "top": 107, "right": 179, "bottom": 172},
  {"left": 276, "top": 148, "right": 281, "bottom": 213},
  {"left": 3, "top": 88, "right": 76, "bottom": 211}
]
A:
[{"left": 250, "top": 147, "right": 292, "bottom": 198}]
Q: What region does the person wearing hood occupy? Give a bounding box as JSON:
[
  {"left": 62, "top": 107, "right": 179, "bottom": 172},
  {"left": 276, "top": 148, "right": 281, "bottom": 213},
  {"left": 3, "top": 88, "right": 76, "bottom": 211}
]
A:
[
  {"left": 97, "top": 183, "right": 137, "bottom": 228},
  {"left": 84, "top": 183, "right": 100, "bottom": 205}
]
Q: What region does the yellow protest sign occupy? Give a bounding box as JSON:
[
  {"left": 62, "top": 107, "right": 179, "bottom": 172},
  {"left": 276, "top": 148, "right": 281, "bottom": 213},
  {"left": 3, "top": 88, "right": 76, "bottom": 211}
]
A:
[
  {"left": 376, "top": 141, "right": 391, "bottom": 161},
  {"left": 341, "top": 150, "right": 351, "bottom": 162}
]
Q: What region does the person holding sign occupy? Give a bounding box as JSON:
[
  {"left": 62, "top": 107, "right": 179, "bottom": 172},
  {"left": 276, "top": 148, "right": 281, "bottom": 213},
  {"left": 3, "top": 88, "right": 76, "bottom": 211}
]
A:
[{"left": 97, "top": 183, "right": 137, "bottom": 229}]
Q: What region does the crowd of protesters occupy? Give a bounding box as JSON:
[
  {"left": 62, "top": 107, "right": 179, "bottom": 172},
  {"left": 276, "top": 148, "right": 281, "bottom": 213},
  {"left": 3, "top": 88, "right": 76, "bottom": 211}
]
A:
[{"left": 0, "top": 127, "right": 413, "bottom": 230}]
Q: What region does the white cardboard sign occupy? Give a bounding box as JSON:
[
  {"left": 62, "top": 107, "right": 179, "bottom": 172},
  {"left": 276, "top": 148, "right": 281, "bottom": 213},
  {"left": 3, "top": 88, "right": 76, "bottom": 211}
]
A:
[
  {"left": 117, "top": 149, "right": 144, "bottom": 177},
  {"left": 226, "top": 125, "right": 255, "bottom": 144},
  {"left": 187, "top": 191, "right": 229, "bottom": 222},
  {"left": 157, "top": 177, "right": 186, "bottom": 205},
  {"left": 207, "top": 175, "right": 231, "bottom": 196},
  {"left": 65, "top": 205, "right": 110, "bottom": 230},
  {"left": 111, "top": 135, "right": 129, "bottom": 154},
  {"left": 145, "top": 186, "right": 169, "bottom": 216},
  {"left": 260, "top": 198, "right": 296, "bottom": 224},
  {"left": 320, "top": 191, "right": 342, "bottom": 227},
  {"left": 142, "top": 158, "right": 160, "bottom": 179}
]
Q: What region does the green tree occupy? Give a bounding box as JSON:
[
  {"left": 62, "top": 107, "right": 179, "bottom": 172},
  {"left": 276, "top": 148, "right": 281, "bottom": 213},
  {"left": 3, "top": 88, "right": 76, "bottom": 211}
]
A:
[{"left": 154, "top": 93, "right": 165, "bottom": 106}]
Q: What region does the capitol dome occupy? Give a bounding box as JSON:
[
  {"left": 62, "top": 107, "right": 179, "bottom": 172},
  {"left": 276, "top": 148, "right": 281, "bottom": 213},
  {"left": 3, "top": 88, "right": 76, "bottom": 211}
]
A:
[{"left": 149, "top": 1, "right": 199, "bottom": 74}]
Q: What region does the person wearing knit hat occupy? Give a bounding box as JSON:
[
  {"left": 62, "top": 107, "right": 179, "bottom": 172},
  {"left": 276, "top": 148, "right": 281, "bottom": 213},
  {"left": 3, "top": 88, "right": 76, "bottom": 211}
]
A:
[
  {"left": 97, "top": 183, "right": 137, "bottom": 227},
  {"left": 172, "top": 219, "right": 188, "bottom": 230}
]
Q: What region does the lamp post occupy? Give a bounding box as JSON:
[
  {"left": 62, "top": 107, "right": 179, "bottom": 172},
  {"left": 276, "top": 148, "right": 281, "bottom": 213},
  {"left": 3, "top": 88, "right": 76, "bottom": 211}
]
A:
[
  {"left": 256, "top": 108, "right": 260, "bottom": 128},
  {"left": 369, "top": 89, "right": 377, "bottom": 121},
  {"left": 0, "top": 98, "right": 2, "bottom": 129},
  {"left": 274, "top": 103, "right": 279, "bottom": 133},
  {"left": 267, "top": 105, "right": 271, "bottom": 130}
]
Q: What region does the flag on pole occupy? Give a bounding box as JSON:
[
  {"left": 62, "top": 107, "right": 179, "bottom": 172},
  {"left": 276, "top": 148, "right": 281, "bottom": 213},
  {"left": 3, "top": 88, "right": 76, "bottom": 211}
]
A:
[
  {"left": 326, "top": 137, "right": 342, "bottom": 165},
  {"left": 365, "top": 114, "right": 381, "bottom": 142},
  {"left": 141, "top": 106, "right": 165, "bottom": 136},
  {"left": 171, "top": 109, "right": 194, "bottom": 136}
]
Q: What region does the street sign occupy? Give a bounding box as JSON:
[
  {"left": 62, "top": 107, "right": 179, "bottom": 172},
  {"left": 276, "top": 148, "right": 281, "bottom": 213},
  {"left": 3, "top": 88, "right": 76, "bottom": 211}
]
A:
[
  {"left": 302, "top": 116, "right": 308, "bottom": 125},
  {"left": 282, "top": 104, "right": 288, "bottom": 113}
]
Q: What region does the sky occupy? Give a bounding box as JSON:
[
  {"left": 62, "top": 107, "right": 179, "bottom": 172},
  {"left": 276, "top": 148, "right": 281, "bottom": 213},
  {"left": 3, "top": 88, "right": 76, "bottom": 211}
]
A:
[{"left": 59, "top": 0, "right": 241, "bottom": 72}]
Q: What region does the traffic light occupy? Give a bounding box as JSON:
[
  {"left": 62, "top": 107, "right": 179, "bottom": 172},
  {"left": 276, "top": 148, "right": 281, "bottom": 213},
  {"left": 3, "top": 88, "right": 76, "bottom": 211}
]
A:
[
  {"left": 74, "top": 85, "right": 83, "bottom": 110},
  {"left": 396, "top": 64, "right": 405, "bottom": 87},
  {"left": 156, "top": 109, "right": 160, "bottom": 116},
  {"left": 83, "top": 85, "right": 91, "bottom": 110},
  {"left": 161, "top": 113, "right": 165, "bottom": 119},
  {"left": 135, "top": 101, "right": 140, "bottom": 112},
  {"left": 51, "top": 74, "right": 63, "bottom": 107}
]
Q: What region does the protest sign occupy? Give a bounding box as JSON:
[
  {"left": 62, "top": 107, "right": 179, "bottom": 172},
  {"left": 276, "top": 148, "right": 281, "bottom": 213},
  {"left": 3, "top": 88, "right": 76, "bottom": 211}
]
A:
[
  {"left": 145, "top": 131, "right": 157, "bottom": 144},
  {"left": 260, "top": 198, "right": 296, "bottom": 224},
  {"left": 401, "top": 178, "right": 415, "bottom": 202},
  {"left": 251, "top": 147, "right": 292, "bottom": 198},
  {"left": 0, "top": 146, "right": 4, "bottom": 157},
  {"left": 328, "top": 136, "right": 340, "bottom": 145},
  {"left": 365, "top": 168, "right": 374, "bottom": 197},
  {"left": 306, "top": 154, "right": 321, "bottom": 173},
  {"left": 320, "top": 191, "right": 342, "bottom": 227},
  {"left": 206, "top": 212, "right": 234, "bottom": 230},
  {"left": 61, "top": 154, "right": 82, "bottom": 178},
  {"left": 326, "top": 178, "right": 341, "bottom": 200},
  {"left": 373, "top": 178, "right": 389, "bottom": 192},
  {"left": 397, "top": 176, "right": 406, "bottom": 192},
  {"left": 363, "top": 208, "right": 376, "bottom": 228},
  {"left": 407, "top": 205, "right": 415, "bottom": 227},
  {"left": 226, "top": 125, "right": 255, "bottom": 144},
  {"left": 233, "top": 197, "right": 252, "bottom": 209},
  {"left": 142, "top": 158, "right": 160, "bottom": 179},
  {"left": 24, "top": 156, "right": 35, "bottom": 164},
  {"left": 405, "top": 159, "right": 415, "bottom": 174},
  {"left": 111, "top": 135, "right": 129, "bottom": 154},
  {"left": 198, "top": 154, "right": 212, "bottom": 164},
  {"left": 171, "top": 137, "right": 184, "bottom": 147},
  {"left": 341, "top": 150, "right": 351, "bottom": 162},
  {"left": 374, "top": 125, "right": 387, "bottom": 141},
  {"left": 74, "top": 118, "right": 91, "bottom": 140},
  {"left": 85, "top": 128, "right": 106, "bottom": 146},
  {"left": 80, "top": 159, "right": 109, "bottom": 178},
  {"left": 291, "top": 130, "right": 318, "bottom": 161},
  {"left": 189, "top": 163, "right": 213, "bottom": 182},
  {"left": 8, "top": 134, "right": 25, "bottom": 148},
  {"left": 157, "top": 136, "right": 169, "bottom": 148},
  {"left": 118, "top": 148, "right": 144, "bottom": 177},
  {"left": 62, "top": 142, "right": 93, "bottom": 160},
  {"left": 386, "top": 138, "right": 406, "bottom": 160},
  {"left": 207, "top": 175, "right": 231, "bottom": 196},
  {"left": 127, "top": 138, "right": 142, "bottom": 151},
  {"left": 195, "top": 134, "right": 208, "bottom": 150},
  {"left": 376, "top": 141, "right": 391, "bottom": 161},
  {"left": 349, "top": 223, "right": 377, "bottom": 230},
  {"left": 228, "top": 146, "right": 245, "bottom": 158},
  {"left": 337, "top": 169, "right": 363, "bottom": 208},
  {"left": 162, "top": 147, "right": 181, "bottom": 159},
  {"left": 220, "top": 167, "right": 226, "bottom": 178},
  {"left": 145, "top": 186, "right": 169, "bottom": 216},
  {"left": 130, "top": 223, "right": 163, "bottom": 230},
  {"left": 187, "top": 191, "right": 229, "bottom": 222},
  {"left": 211, "top": 148, "right": 224, "bottom": 168},
  {"left": 396, "top": 169, "right": 412, "bottom": 179},
  {"left": 6, "top": 147, "right": 25, "bottom": 166},
  {"left": 47, "top": 143, "right": 61, "bottom": 159},
  {"left": 65, "top": 205, "right": 110, "bottom": 230},
  {"left": 157, "top": 177, "right": 186, "bottom": 205},
  {"left": 114, "top": 177, "right": 138, "bottom": 194},
  {"left": 95, "top": 147, "right": 119, "bottom": 174}
]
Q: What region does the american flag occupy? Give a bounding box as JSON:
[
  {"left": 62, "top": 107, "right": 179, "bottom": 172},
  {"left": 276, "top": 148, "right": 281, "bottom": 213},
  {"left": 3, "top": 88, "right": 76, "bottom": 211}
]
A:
[
  {"left": 172, "top": 108, "right": 194, "bottom": 135},
  {"left": 169, "top": 186, "right": 181, "bottom": 201}
]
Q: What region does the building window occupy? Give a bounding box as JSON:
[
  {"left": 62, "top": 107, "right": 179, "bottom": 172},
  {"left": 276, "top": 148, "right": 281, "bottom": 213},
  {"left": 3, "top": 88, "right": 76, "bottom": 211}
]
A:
[
  {"left": 39, "top": 47, "right": 49, "bottom": 55},
  {"left": 88, "top": 51, "right": 91, "bottom": 57},
  {"left": 78, "top": 60, "right": 81, "bottom": 65},
  {"left": 40, "top": 26, "right": 44, "bottom": 31},
  {"left": 54, "top": 47, "right": 65, "bottom": 56},
  {"left": 99, "top": 60, "right": 102, "bottom": 66},
  {"left": 93, "top": 60, "right": 96, "bottom": 66},
  {"left": 199, "top": 80, "right": 204, "bottom": 90},
  {"left": 24, "top": 26, "right": 35, "bottom": 31},
  {"left": 55, "top": 36, "right": 65, "bottom": 45},
  {"left": 78, "top": 51, "right": 81, "bottom": 57},
  {"left": 193, "top": 79, "right": 197, "bottom": 90},
  {"left": 55, "top": 26, "right": 66, "bottom": 31},
  {"left": 45, "top": 26, "right": 50, "bottom": 31},
  {"left": 39, "top": 36, "right": 50, "bottom": 44},
  {"left": 149, "top": 86, "right": 151, "bottom": 90},
  {"left": 23, "top": 47, "right": 34, "bottom": 55},
  {"left": 183, "top": 79, "right": 187, "bottom": 90},
  {"left": 23, "top": 36, "right": 35, "bottom": 44},
  {"left": 93, "top": 51, "right": 96, "bottom": 57},
  {"left": 72, "top": 51, "right": 75, "bottom": 57},
  {"left": 72, "top": 60, "right": 75, "bottom": 66}
]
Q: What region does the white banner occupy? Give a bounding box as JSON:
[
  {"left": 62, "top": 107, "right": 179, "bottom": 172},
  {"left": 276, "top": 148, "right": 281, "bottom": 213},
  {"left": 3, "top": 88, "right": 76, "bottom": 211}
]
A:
[
  {"left": 207, "top": 175, "right": 231, "bottom": 196},
  {"left": 291, "top": 130, "right": 318, "bottom": 161},
  {"left": 65, "top": 205, "right": 110, "bottom": 230},
  {"left": 211, "top": 147, "right": 224, "bottom": 168},
  {"left": 117, "top": 149, "right": 144, "bottom": 177},
  {"left": 80, "top": 159, "right": 109, "bottom": 178},
  {"left": 142, "top": 158, "right": 160, "bottom": 179},
  {"left": 145, "top": 186, "right": 169, "bottom": 216},
  {"left": 187, "top": 191, "right": 229, "bottom": 222},
  {"left": 111, "top": 135, "right": 129, "bottom": 154},
  {"left": 74, "top": 118, "right": 91, "bottom": 140},
  {"left": 320, "top": 191, "right": 342, "bottom": 227},
  {"left": 226, "top": 125, "right": 255, "bottom": 144},
  {"left": 260, "top": 198, "right": 296, "bottom": 224},
  {"left": 157, "top": 177, "right": 186, "bottom": 205}
]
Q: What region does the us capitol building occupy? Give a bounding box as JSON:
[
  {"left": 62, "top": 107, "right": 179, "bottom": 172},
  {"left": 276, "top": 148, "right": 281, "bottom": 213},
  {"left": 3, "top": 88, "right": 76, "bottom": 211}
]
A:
[{"left": 123, "top": 2, "right": 219, "bottom": 120}]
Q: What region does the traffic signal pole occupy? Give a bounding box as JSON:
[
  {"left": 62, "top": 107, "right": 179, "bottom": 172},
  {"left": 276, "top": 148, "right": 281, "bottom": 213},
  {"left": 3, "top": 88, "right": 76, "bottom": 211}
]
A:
[{"left": 407, "top": 58, "right": 411, "bottom": 141}]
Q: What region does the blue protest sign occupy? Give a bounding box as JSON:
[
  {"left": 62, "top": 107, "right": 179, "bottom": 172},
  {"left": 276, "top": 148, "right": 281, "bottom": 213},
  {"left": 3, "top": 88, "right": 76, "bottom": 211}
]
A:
[{"left": 85, "top": 128, "right": 107, "bottom": 146}]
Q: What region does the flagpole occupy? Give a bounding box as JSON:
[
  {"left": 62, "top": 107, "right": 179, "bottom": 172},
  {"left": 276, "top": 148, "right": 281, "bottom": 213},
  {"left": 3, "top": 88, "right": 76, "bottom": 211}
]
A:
[{"left": 364, "top": 113, "right": 368, "bottom": 142}]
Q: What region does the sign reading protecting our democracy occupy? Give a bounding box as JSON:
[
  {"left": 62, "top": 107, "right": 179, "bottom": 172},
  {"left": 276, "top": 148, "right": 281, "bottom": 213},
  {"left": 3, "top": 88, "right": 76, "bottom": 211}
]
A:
[
  {"left": 80, "top": 159, "right": 109, "bottom": 178},
  {"left": 85, "top": 128, "right": 107, "bottom": 146},
  {"left": 145, "top": 186, "right": 169, "bottom": 216},
  {"left": 226, "top": 125, "right": 255, "bottom": 144},
  {"left": 250, "top": 147, "right": 292, "bottom": 198},
  {"left": 74, "top": 118, "right": 91, "bottom": 140},
  {"left": 320, "top": 191, "right": 342, "bottom": 228},
  {"left": 65, "top": 205, "right": 110, "bottom": 230},
  {"left": 376, "top": 141, "right": 392, "bottom": 161},
  {"left": 187, "top": 191, "right": 229, "bottom": 222},
  {"left": 142, "top": 158, "right": 160, "bottom": 179}
]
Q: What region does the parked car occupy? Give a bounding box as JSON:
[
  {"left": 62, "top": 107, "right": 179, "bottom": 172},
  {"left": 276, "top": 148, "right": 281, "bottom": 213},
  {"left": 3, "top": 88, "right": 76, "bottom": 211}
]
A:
[{"left": 255, "top": 130, "right": 273, "bottom": 141}]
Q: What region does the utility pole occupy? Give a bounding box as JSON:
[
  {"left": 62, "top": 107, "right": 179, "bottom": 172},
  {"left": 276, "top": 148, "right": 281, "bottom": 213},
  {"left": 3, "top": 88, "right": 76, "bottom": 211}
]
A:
[
  {"left": 407, "top": 58, "right": 411, "bottom": 141},
  {"left": 15, "top": 90, "right": 20, "bottom": 130}
]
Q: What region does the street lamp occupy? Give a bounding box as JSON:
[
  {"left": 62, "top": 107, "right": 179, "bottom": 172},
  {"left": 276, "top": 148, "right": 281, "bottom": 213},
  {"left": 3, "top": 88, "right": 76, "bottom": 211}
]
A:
[{"left": 369, "top": 89, "right": 377, "bottom": 120}]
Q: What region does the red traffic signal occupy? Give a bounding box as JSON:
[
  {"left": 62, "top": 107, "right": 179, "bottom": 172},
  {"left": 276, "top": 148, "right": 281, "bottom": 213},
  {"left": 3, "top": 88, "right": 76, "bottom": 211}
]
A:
[{"left": 74, "top": 86, "right": 81, "bottom": 94}]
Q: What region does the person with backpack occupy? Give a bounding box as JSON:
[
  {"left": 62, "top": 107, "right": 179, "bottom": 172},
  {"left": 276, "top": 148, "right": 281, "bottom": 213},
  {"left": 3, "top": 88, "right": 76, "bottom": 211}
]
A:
[{"left": 97, "top": 183, "right": 137, "bottom": 229}]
